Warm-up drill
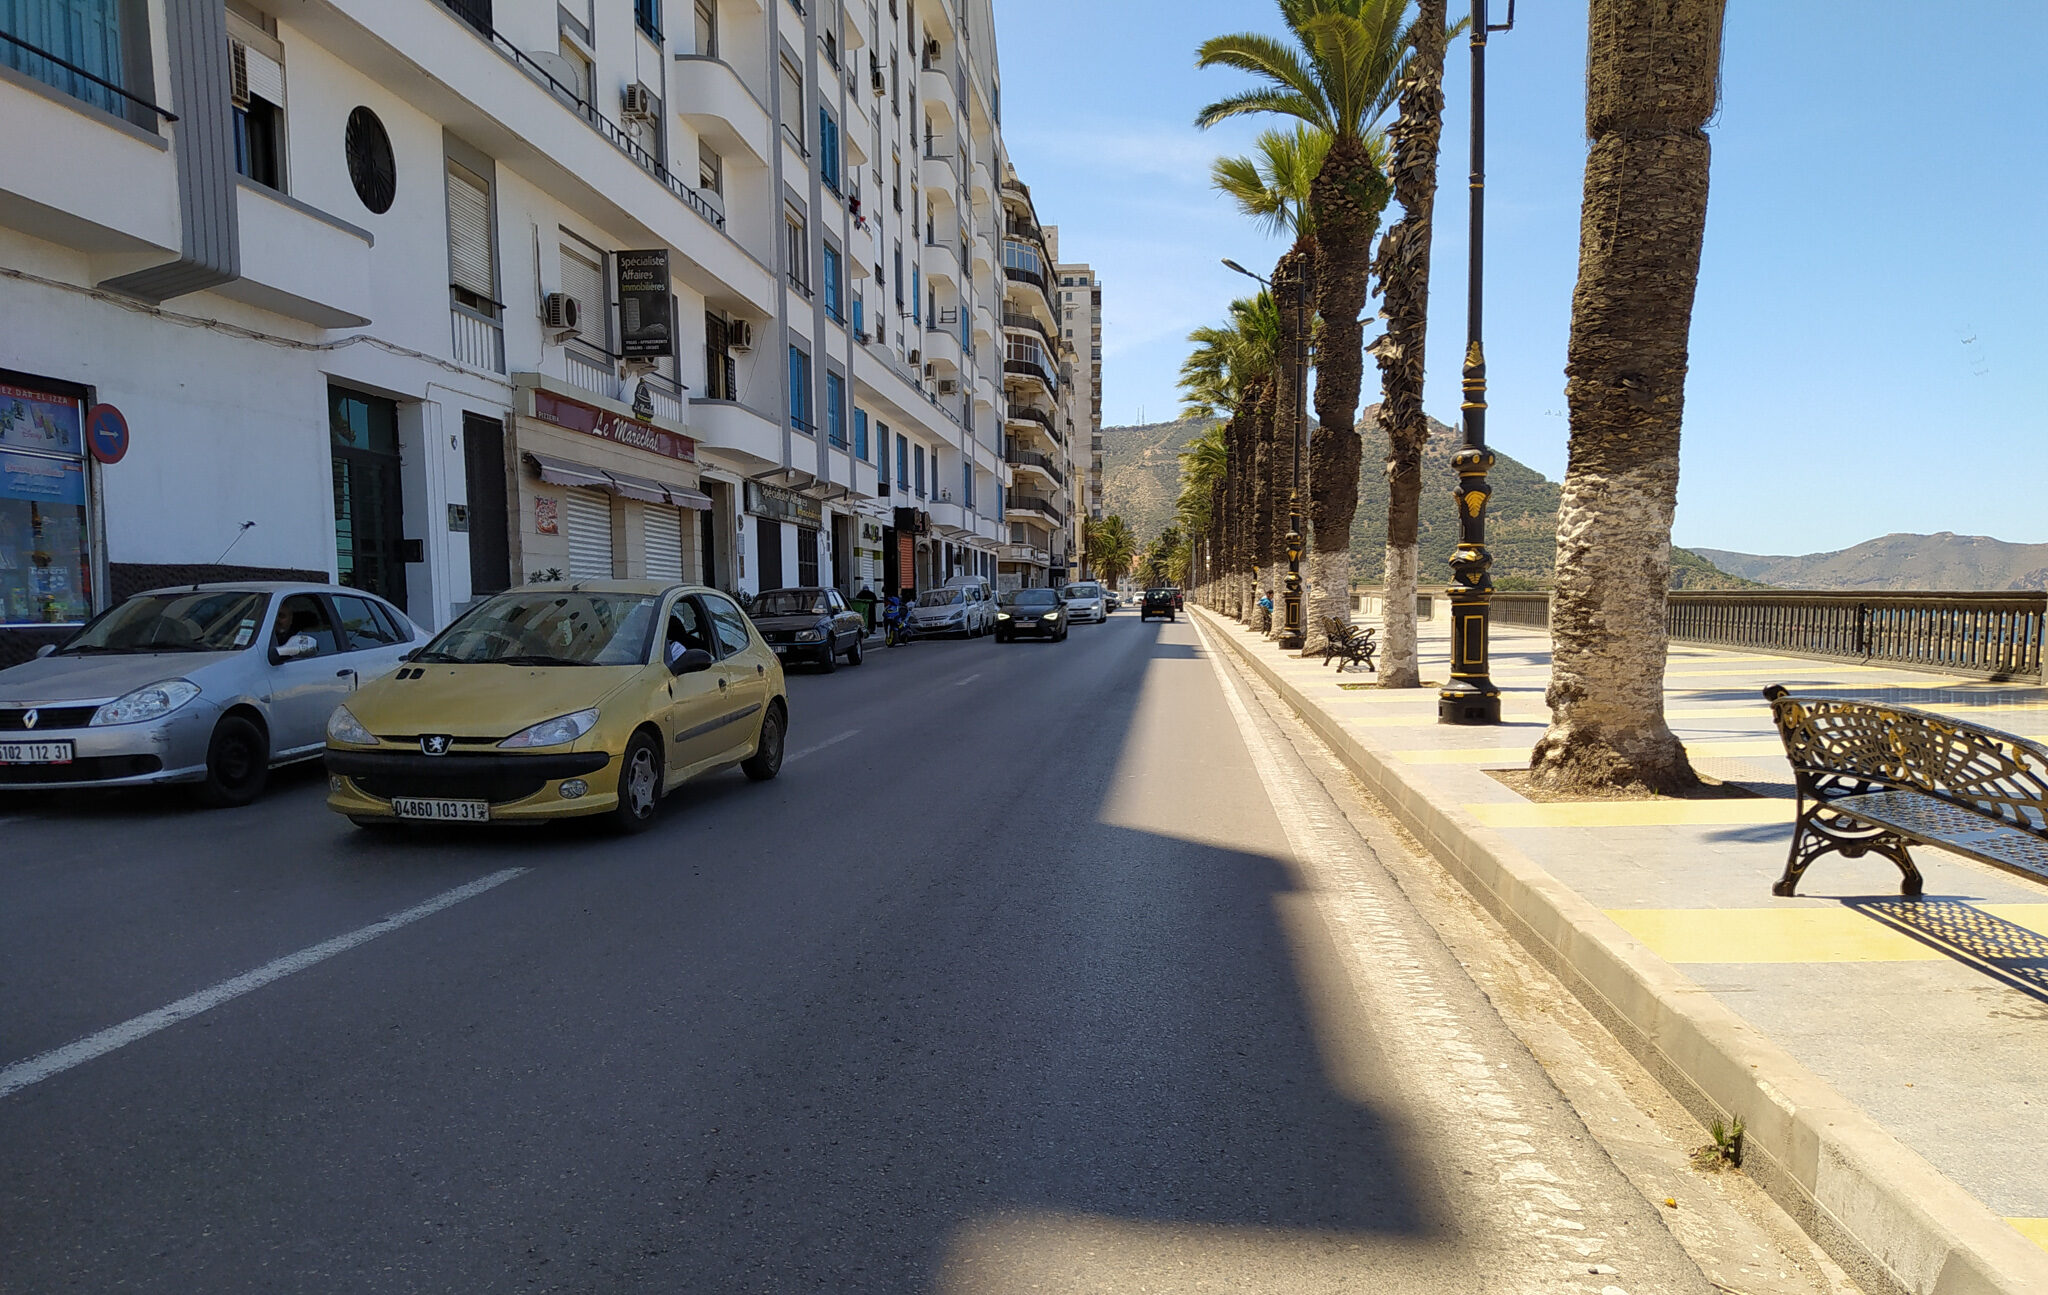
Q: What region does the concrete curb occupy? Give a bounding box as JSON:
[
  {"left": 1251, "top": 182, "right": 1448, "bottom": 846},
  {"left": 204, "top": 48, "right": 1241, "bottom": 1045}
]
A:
[{"left": 1195, "top": 607, "right": 2048, "bottom": 1295}]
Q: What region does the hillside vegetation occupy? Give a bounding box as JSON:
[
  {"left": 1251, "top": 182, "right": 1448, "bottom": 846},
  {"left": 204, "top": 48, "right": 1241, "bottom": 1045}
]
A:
[
  {"left": 1694, "top": 534, "right": 2048, "bottom": 592},
  {"left": 1101, "top": 412, "right": 1751, "bottom": 589}
]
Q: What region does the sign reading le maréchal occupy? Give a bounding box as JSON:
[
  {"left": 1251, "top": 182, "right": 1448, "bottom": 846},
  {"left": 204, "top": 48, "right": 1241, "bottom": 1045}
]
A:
[
  {"left": 616, "top": 250, "right": 674, "bottom": 359},
  {"left": 534, "top": 389, "right": 696, "bottom": 463}
]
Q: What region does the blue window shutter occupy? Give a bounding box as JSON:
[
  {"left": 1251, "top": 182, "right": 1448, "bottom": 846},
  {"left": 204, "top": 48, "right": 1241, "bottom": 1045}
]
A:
[{"left": 854, "top": 409, "right": 868, "bottom": 460}]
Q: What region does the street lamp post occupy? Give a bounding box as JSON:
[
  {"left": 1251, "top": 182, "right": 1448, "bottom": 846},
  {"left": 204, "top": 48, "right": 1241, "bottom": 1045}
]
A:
[
  {"left": 1222, "top": 257, "right": 1308, "bottom": 651},
  {"left": 1440, "top": 0, "right": 1514, "bottom": 726}
]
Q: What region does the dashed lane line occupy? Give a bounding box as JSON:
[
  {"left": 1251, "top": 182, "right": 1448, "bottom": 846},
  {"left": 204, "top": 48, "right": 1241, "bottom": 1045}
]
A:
[
  {"left": 785, "top": 729, "right": 859, "bottom": 765},
  {"left": 0, "top": 868, "right": 530, "bottom": 1100}
]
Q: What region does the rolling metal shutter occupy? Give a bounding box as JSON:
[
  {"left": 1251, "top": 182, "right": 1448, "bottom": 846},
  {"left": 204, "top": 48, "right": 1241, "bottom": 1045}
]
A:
[
  {"left": 446, "top": 166, "right": 494, "bottom": 300},
  {"left": 564, "top": 488, "right": 614, "bottom": 580},
  {"left": 643, "top": 506, "right": 685, "bottom": 581},
  {"left": 559, "top": 241, "right": 608, "bottom": 350}
]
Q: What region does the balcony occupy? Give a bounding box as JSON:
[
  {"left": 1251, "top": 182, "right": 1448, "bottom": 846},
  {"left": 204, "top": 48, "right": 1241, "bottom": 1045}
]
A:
[
  {"left": 1006, "top": 448, "right": 1064, "bottom": 487},
  {"left": 918, "top": 147, "right": 959, "bottom": 198},
  {"left": 1005, "top": 494, "right": 1062, "bottom": 526},
  {"left": 923, "top": 318, "right": 965, "bottom": 373},
  {"left": 919, "top": 68, "right": 955, "bottom": 122},
  {"left": 1002, "top": 311, "right": 1059, "bottom": 357},
  {"left": 689, "top": 397, "right": 783, "bottom": 474},
  {"left": 928, "top": 491, "right": 972, "bottom": 536},
  {"left": 210, "top": 181, "right": 373, "bottom": 327},
  {"left": 998, "top": 542, "right": 1050, "bottom": 567},
  {"left": 672, "top": 55, "right": 773, "bottom": 166},
  {"left": 1004, "top": 402, "right": 1061, "bottom": 444},
  {"left": 1002, "top": 356, "right": 1057, "bottom": 400},
  {"left": 451, "top": 306, "right": 506, "bottom": 373}
]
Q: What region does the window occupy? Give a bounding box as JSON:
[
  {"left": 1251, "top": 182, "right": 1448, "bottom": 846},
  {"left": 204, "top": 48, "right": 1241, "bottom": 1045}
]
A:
[
  {"left": 963, "top": 462, "right": 972, "bottom": 508},
  {"left": 560, "top": 234, "right": 608, "bottom": 352},
  {"left": 911, "top": 265, "right": 921, "bottom": 324},
  {"left": 797, "top": 528, "right": 820, "bottom": 586},
  {"left": 889, "top": 51, "right": 899, "bottom": 113},
  {"left": 273, "top": 594, "right": 341, "bottom": 657},
  {"left": 825, "top": 371, "right": 846, "bottom": 447},
  {"left": 818, "top": 108, "right": 841, "bottom": 190},
  {"left": 228, "top": 19, "right": 286, "bottom": 190},
  {"left": 854, "top": 408, "right": 869, "bottom": 460},
  {"left": 693, "top": 0, "right": 716, "bottom": 56},
  {"left": 446, "top": 162, "right": 497, "bottom": 316},
  {"left": 2, "top": 0, "right": 147, "bottom": 120},
  {"left": 852, "top": 294, "right": 864, "bottom": 336},
  {"left": 667, "top": 596, "right": 712, "bottom": 655},
  {"left": 914, "top": 444, "right": 925, "bottom": 497},
  {"left": 785, "top": 202, "right": 809, "bottom": 291},
  {"left": 698, "top": 140, "right": 724, "bottom": 196},
  {"left": 892, "top": 242, "right": 904, "bottom": 306},
  {"left": 0, "top": 377, "right": 92, "bottom": 626},
  {"left": 333, "top": 595, "right": 404, "bottom": 648},
  {"left": 635, "top": 0, "right": 661, "bottom": 38},
  {"left": 822, "top": 243, "right": 842, "bottom": 320},
  {"left": 701, "top": 593, "right": 754, "bottom": 656},
  {"left": 891, "top": 155, "right": 902, "bottom": 210},
  {"left": 704, "top": 312, "right": 736, "bottom": 399},
  {"left": 823, "top": 28, "right": 838, "bottom": 68},
  {"left": 788, "top": 345, "right": 812, "bottom": 432},
  {"left": 896, "top": 433, "right": 908, "bottom": 486},
  {"left": 556, "top": 40, "right": 592, "bottom": 108},
  {"left": 780, "top": 53, "right": 804, "bottom": 148}
]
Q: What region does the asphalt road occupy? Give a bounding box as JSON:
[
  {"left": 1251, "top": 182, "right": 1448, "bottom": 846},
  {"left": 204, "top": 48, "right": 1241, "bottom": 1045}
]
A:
[{"left": 0, "top": 612, "right": 1722, "bottom": 1294}]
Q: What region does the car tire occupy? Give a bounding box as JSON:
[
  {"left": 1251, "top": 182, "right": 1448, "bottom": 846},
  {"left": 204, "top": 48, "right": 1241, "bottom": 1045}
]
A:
[
  {"left": 610, "top": 730, "right": 663, "bottom": 833},
  {"left": 195, "top": 714, "right": 269, "bottom": 808},
  {"left": 742, "top": 701, "right": 786, "bottom": 782},
  {"left": 846, "top": 637, "right": 864, "bottom": 666},
  {"left": 818, "top": 644, "right": 837, "bottom": 673}
]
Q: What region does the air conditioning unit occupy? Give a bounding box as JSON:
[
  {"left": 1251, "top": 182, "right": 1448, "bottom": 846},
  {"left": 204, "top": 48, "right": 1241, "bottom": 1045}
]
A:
[
  {"left": 622, "top": 82, "right": 657, "bottom": 121},
  {"left": 936, "top": 379, "right": 959, "bottom": 395},
  {"left": 229, "top": 39, "right": 249, "bottom": 106},
  {"left": 907, "top": 349, "right": 922, "bottom": 366},
  {"left": 924, "top": 362, "right": 937, "bottom": 379},
  {"left": 728, "top": 319, "right": 755, "bottom": 353},
  {"left": 925, "top": 38, "right": 941, "bottom": 62},
  {"left": 543, "top": 292, "right": 581, "bottom": 336}
]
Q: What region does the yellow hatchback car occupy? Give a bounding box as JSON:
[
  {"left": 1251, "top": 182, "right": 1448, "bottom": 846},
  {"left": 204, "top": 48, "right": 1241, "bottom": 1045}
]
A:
[{"left": 325, "top": 581, "right": 787, "bottom": 831}]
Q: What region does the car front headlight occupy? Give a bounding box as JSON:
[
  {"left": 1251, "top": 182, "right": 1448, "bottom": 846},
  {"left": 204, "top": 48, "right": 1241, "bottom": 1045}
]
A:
[
  {"left": 1044, "top": 611, "right": 1062, "bottom": 620},
  {"left": 796, "top": 629, "right": 826, "bottom": 643},
  {"left": 89, "top": 679, "right": 200, "bottom": 726},
  {"left": 997, "top": 612, "right": 1012, "bottom": 620},
  {"left": 498, "top": 708, "right": 600, "bottom": 749},
  {"left": 327, "top": 705, "right": 375, "bottom": 745}
]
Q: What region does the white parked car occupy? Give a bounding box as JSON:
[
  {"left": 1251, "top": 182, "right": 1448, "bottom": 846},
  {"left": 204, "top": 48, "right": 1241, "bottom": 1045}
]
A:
[
  {"left": 910, "top": 577, "right": 997, "bottom": 637},
  {"left": 1060, "top": 582, "right": 1108, "bottom": 624}
]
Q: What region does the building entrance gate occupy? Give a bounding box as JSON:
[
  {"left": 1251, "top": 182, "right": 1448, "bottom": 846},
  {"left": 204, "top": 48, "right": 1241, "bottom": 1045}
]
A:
[{"left": 329, "top": 386, "right": 407, "bottom": 611}]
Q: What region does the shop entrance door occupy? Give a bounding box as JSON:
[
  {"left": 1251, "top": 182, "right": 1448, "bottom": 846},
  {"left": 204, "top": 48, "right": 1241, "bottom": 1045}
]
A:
[
  {"left": 756, "top": 517, "right": 783, "bottom": 590},
  {"left": 329, "top": 386, "right": 408, "bottom": 611},
  {"left": 462, "top": 413, "right": 510, "bottom": 596}
]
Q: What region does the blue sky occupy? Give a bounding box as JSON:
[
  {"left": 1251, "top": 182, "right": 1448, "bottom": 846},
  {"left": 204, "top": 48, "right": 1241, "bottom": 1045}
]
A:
[{"left": 994, "top": 1, "right": 2047, "bottom": 556}]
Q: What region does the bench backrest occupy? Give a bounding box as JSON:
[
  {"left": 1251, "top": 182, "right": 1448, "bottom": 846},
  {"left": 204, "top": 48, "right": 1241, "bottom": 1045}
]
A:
[{"left": 1763, "top": 686, "right": 2048, "bottom": 836}]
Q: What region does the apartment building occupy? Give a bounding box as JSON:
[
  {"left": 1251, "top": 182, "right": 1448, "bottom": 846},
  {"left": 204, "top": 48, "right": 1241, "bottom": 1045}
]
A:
[
  {"left": 994, "top": 179, "right": 1077, "bottom": 590},
  {"left": 0, "top": 0, "right": 1076, "bottom": 661},
  {"left": 1054, "top": 253, "right": 1102, "bottom": 538}
]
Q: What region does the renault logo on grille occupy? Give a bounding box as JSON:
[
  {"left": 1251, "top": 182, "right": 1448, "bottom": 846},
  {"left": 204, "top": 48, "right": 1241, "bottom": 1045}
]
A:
[
  {"left": 421, "top": 735, "right": 452, "bottom": 756},
  {"left": 22, "top": 709, "right": 38, "bottom": 730}
]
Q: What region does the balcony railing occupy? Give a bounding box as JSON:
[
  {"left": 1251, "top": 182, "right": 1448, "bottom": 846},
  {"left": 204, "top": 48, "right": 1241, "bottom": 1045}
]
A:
[
  {"left": 1002, "top": 311, "right": 1058, "bottom": 355},
  {"left": 0, "top": 29, "right": 178, "bottom": 123},
  {"left": 1005, "top": 448, "right": 1063, "bottom": 486},
  {"left": 564, "top": 345, "right": 617, "bottom": 399},
  {"left": 1006, "top": 494, "right": 1062, "bottom": 525},
  {"left": 1003, "top": 356, "right": 1058, "bottom": 395},
  {"left": 1005, "top": 403, "right": 1060, "bottom": 443},
  {"left": 451, "top": 306, "right": 505, "bottom": 373}
]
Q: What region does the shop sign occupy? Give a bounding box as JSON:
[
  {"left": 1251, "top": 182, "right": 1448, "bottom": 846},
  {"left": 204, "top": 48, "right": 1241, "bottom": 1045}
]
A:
[
  {"left": 534, "top": 496, "right": 559, "bottom": 536},
  {"left": 745, "top": 481, "right": 822, "bottom": 529},
  {"left": 534, "top": 389, "right": 695, "bottom": 462},
  {"left": 0, "top": 383, "right": 83, "bottom": 457},
  {"left": 616, "top": 250, "right": 674, "bottom": 359},
  {"left": 0, "top": 451, "right": 85, "bottom": 505}
]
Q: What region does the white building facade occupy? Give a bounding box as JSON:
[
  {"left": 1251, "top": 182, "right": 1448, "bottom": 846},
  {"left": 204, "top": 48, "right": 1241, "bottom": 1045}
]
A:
[
  {"left": 0, "top": 0, "right": 1079, "bottom": 662},
  {"left": 1054, "top": 256, "right": 1102, "bottom": 536}
]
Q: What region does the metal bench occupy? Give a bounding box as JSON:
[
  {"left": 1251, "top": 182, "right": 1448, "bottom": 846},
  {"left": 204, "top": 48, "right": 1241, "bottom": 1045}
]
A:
[
  {"left": 1320, "top": 617, "right": 1378, "bottom": 674},
  {"left": 1763, "top": 685, "right": 2048, "bottom": 897}
]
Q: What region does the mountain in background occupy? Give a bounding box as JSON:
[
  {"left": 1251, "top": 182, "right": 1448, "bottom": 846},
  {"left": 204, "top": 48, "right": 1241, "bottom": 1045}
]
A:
[
  {"left": 1694, "top": 534, "right": 2048, "bottom": 591},
  {"left": 1100, "top": 411, "right": 1751, "bottom": 589}
]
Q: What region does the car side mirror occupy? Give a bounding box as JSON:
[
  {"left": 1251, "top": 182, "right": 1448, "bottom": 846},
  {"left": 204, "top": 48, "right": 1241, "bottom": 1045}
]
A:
[
  {"left": 277, "top": 633, "right": 318, "bottom": 660},
  {"left": 669, "top": 648, "right": 716, "bottom": 676},
  {"left": 34, "top": 644, "right": 56, "bottom": 659}
]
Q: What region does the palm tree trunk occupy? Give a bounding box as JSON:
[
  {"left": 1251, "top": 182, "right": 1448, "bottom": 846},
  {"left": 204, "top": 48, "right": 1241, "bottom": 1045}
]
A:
[
  {"left": 1250, "top": 379, "right": 1279, "bottom": 630},
  {"left": 1371, "top": 0, "right": 1448, "bottom": 688},
  {"left": 1270, "top": 248, "right": 1312, "bottom": 643},
  {"left": 1530, "top": 0, "right": 1726, "bottom": 795},
  {"left": 1305, "top": 135, "right": 1383, "bottom": 656}
]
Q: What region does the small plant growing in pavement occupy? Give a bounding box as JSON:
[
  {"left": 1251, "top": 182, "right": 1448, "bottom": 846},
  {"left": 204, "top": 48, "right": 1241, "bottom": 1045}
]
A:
[
  {"left": 527, "top": 568, "right": 564, "bottom": 583},
  {"left": 1690, "top": 1116, "right": 1744, "bottom": 1172}
]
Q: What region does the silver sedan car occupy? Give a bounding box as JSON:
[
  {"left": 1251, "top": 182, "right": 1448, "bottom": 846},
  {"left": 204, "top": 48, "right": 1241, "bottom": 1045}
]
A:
[{"left": 0, "top": 583, "right": 421, "bottom": 805}]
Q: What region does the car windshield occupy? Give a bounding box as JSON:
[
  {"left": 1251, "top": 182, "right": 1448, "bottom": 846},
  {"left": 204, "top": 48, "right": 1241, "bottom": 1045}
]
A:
[
  {"left": 1147, "top": 589, "right": 1173, "bottom": 599},
  {"left": 753, "top": 590, "right": 830, "bottom": 617},
  {"left": 918, "top": 589, "right": 963, "bottom": 607},
  {"left": 418, "top": 592, "right": 659, "bottom": 666},
  {"left": 1004, "top": 589, "right": 1059, "bottom": 608},
  {"left": 1062, "top": 584, "right": 1100, "bottom": 600},
  {"left": 59, "top": 590, "right": 271, "bottom": 654}
]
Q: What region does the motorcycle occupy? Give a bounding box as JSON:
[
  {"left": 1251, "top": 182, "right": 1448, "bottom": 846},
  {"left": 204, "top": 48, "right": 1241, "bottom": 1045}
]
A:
[{"left": 883, "top": 596, "right": 918, "bottom": 648}]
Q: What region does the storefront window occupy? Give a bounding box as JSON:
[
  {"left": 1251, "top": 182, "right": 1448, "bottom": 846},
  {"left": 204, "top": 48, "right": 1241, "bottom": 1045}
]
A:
[{"left": 0, "top": 381, "right": 93, "bottom": 626}]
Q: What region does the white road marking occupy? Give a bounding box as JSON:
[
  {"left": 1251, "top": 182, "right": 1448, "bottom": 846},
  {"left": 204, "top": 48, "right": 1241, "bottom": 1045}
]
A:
[
  {"left": 1191, "top": 615, "right": 1620, "bottom": 1289},
  {"left": 953, "top": 673, "right": 982, "bottom": 687},
  {"left": 785, "top": 729, "right": 859, "bottom": 764},
  {"left": 0, "top": 868, "right": 529, "bottom": 1100}
]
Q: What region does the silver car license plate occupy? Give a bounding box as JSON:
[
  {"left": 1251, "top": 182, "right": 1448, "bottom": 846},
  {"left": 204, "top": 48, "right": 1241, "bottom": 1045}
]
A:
[
  {"left": 391, "top": 797, "right": 490, "bottom": 822},
  {"left": 0, "top": 740, "right": 73, "bottom": 765}
]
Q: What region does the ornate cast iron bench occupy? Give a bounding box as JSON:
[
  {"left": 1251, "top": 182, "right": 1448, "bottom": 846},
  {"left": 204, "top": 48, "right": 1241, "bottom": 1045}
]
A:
[
  {"left": 1321, "top": 617, "right": 1377, "bottom": 673},
  {"left": 1763, "top": 685, "right": 2048, "bottom": 897}
]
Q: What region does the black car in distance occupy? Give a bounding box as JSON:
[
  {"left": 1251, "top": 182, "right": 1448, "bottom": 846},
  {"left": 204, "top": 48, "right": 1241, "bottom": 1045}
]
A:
[
  {"left": 995, "top": 587, "right": 1068, "bottom": 642},
  {"left": 1140, "top": 588, "right": 1178, "bottom": 622},
  {"left": 748, "top": 587, "right": 867, "bottom": 670}
]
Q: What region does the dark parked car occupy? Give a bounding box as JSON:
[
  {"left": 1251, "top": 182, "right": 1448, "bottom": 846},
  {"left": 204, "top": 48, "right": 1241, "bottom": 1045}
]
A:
[
  {"left": 748, "top": 587, "right": 866, "bottom": 670},
  {"left": 1140, "top": 588, "right": 1177, "bottom": 622},
  {"left": 995, "top": 587, "right": 1068, "bottom": 642},
  {"left": 1171, "top": 587, "right": 1186, "bottom": 610}
]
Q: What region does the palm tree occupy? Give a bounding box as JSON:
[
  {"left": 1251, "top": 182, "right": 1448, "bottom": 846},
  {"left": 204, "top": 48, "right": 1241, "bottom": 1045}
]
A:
[
  {"left": 1369, "top": 0, "right": 1451, "bottom": 687},
  {"left": 1199, "top": 0, "right": 1408, "bottom": 650},
  {"left": 1529, "top": 0, "right": 1729, "bottom": 795},
  {"left": 1180, "top": 294, "right": 1282, "bottom": 622},
  {"left": 1212, "top": 125, "right": 1330, "bottom": 239},
  {"left": 1084, "top": 515, "right": 1137, "bottom": 591},
  {"left": 1175, "top": 422, "right": 1229, "bottom": 595}
]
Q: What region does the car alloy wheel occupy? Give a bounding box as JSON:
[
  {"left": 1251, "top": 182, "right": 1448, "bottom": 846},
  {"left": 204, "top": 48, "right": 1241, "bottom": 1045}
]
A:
[{"left": 611, "top": 731, "right": 663, "bottom": 833}]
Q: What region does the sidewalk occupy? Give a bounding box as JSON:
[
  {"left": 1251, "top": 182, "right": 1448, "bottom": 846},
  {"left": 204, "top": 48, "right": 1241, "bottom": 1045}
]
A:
[{"left": 1194, "top": 607, "right": 2048, "bottom": 1295}]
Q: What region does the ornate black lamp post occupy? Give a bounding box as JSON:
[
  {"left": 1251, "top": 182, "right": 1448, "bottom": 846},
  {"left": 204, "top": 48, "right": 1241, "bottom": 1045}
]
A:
[
  {"left": 1440, "top": 0, "right": 1514, "bottom": 726},
  {"left": 1222, "top": 257, "right": 1309, "bottom": 650}
]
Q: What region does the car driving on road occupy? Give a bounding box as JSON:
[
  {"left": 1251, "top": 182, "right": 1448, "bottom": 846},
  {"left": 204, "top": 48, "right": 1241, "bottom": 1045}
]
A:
[
  {"left": 1060, "top": 581, "right": 1107, "bottom": 624},
  {"left": 995, "top": 587, "right": 1068, "bottom": 642},
  {"left": 0, "top": 583, "right": 420, "bottom": 805},
  {"left": 325, "top": 581, "right": 786, "bottom": 832},
  {"left": 1140, "top": 588, "right": 1177, "bottom": 622}
]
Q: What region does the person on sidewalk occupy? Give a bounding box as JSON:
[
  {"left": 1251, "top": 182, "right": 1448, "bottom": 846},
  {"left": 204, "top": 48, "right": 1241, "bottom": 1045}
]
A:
[{"left": 1257, "top": 589, "right": 1274, "bottom": 634}]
